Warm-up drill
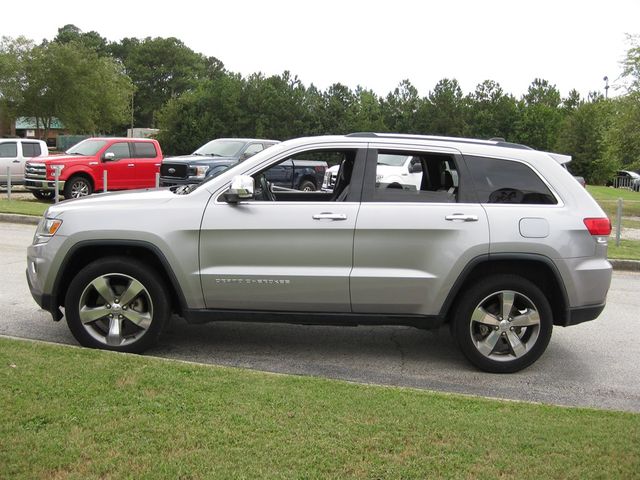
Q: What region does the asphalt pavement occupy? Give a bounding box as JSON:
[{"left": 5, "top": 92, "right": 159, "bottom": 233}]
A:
[{"left": 1, "top": 221, "right": 639, "bottom": 412}]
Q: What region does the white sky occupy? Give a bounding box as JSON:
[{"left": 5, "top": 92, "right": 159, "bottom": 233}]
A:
[{"left": 2, "top": 0, "right": 638, "bottom": 99}]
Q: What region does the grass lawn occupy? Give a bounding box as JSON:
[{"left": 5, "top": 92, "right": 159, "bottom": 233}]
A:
[
  {"left": 608, "top": 239, "right": 640, "bottom": 260},
  {"left": 1, "top": 337, "right": 639, "bottom": 479},
  {"left": 0, "top": 197, "right": 49, "bottom": 216},
  {"left": 587, "top": 185, "right": 640, "bottom": 218}
]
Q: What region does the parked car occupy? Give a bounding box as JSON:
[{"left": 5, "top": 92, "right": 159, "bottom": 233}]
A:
[
  {"left": 24, "top": 137, "right": 163, "bottom": 200},
  {"left": 160, "top": 138, "right": 279, "bottom": 187},
  {"left": 0, "top": 138, "right": 48, "bottom": 193},
  {"left": 606, "top": 170, "right": 640, "bottom": 188},
  {"left": 27, "top": 133, "right": 612, "bottom": 373}
]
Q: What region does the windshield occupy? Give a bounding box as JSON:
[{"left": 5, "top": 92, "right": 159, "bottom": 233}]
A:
[
  {"left": 194, "top": 140, "right": 246, "bottom": 157},
  {"left": 66, "top": 139, "right": 108, "bottom": 156},
  {"left": 377, "top": 154, "right": 410, "bottom": 166}
]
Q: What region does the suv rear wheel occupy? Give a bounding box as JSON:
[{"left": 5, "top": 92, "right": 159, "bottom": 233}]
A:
[
  {"left": 64, "top": 257, "right": 170, "bottom": 353},
  {"left": 452, "top": 274, "right": 553, "bottom": 373}
]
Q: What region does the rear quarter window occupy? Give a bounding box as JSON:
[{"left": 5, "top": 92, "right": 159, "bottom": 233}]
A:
[
  {"left": 465, "top": 156, "right": 557, "bottom": 205},
  {"left": 21, "top": 142, "right": 42, "bottom": 157}
]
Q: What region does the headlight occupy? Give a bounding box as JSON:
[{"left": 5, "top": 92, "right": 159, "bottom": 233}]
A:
[
  {"left": 34, "top": 217, "right": 63, "bottom": 244},
  {"left": 193, "top": 166, "right": 210, "bottom": 178}
]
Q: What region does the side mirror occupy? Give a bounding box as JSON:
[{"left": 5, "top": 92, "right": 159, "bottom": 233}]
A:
[
  {"left": 103, "top": 152, "right": 115, "bottom": 161},
  {"left": 409, "top": 162, "right": 422, "bottom": 173},
  {"left": 223, "top": 175, "right": 254, "bottom": 203}
]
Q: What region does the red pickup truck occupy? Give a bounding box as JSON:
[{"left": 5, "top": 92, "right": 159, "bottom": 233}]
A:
[{"left": 24, "top": 137, "right": 163, "bottom": 200}]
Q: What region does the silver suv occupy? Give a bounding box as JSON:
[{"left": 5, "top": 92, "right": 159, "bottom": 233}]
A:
[{"left": 27, "top": 133, "right": 612, "bottom": 373}]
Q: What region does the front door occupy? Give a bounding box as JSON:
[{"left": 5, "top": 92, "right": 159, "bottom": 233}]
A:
[{"left": 199, "top": 146, "right": 366, "bottom": 312}]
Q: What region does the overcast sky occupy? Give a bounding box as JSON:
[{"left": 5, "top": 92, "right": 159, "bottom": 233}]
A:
[{"left": 3, "top": 0, "right": 638, "bottom": 99}]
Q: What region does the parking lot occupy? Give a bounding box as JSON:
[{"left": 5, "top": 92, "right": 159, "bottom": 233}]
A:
[{"left": 2, "top": 221, "right": 639, "bottom": 412}]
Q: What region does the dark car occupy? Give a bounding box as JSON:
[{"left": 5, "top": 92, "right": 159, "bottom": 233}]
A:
[{"left": 160, "top": 138, "right": 279, "bottom": 186}]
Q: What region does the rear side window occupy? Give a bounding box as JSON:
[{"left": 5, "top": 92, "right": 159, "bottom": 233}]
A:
[
  {"left": 466, "top": 156, "right": 557, "bottom": 205},
  {"left": 368, "top": 151, "right": 459, "bottom": 203},
  {"left": 0, "top": 142, "right": 17, "bottom": 158},
  {"left": 133, "top": 142, "right": 157, "bottom": 158},
  {"left": 22, "top": 142, "right": 42, "bottom": 157}
]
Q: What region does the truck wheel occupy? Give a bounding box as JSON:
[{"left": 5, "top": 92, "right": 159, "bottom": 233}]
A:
[
  {"left": 32, "top": 191, "right": 55, "bottom": 201},
  {"left": 64, "top": 257, "right": 170, "bottom": 353},
  {"left": 64, "top": 176, "right": 93, "bottom": 199},
  {"left": 299, "top": 180, "right": 316, "bottom": 191},
  {"left": 451, "top": 274, "right": 553, "bottom": 373}
]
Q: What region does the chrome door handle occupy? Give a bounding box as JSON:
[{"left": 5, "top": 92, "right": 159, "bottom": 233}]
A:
[
  {"left": 312, "top": 212, "right": 347, "bottom": 221},
  {"left": 445, "top": 214, "right": 478, "bottom": 222},
  {"left": 127, "top": 164, "right": 135, "bottom": 167}
]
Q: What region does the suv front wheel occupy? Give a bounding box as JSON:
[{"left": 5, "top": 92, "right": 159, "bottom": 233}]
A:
[
  {"left": 64, "top": 257, "right": 170, "bottom": 353},
  {"left": 452, "top": 274, "right": 553, "bottom": 373}
]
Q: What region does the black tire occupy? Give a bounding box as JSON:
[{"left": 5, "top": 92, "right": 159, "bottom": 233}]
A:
[
  {"left": 451, "top": 274, "right": 553, "bottom": 373},
  {"left": 299, "top": 180, "right": 316, "bottom": 192},
  {"left": 64, "top": 175, "right": 93, "bottom": 199},
  {"left": 32, "top": 190, "right": 55, "bottom": 201},
  {"left": 64, "top": 257, "right": 170, "bottom": 353}
]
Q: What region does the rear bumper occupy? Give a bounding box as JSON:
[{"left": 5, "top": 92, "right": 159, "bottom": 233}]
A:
[
  {"left": 25, "top": 179, "right": 65, "bottom": 191},
  {"left": 561, "top": 303, "right": 606, "bottom": 327}
]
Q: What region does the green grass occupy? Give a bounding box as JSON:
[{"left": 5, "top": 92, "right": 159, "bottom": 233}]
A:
[
  {"left": 0, "top": 198, "right": 49, "bottom": 216},
  {"left": 1, "top": 338, "right": 639, "bottom": 479},
  {"left": 587, "top": 185, "right": 640, "bottom": 218},
  {"left": 608, "top": 239, "right": 640, "bottom": 260}
]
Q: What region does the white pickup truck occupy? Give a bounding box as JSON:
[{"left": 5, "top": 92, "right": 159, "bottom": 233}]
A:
[
  {"left": 0, "top": 138, "right": 49, "bottom": 188},
  {"left": 322, "top": 154, "right": 424, "bottom": 191}
]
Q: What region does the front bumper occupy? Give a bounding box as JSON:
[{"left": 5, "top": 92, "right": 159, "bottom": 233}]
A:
[
  {"left": 26, "top": 267, "right": 62, "bottom": 321},
  {"left": 159, "top": 177, "right": 203, "bottom": 187},
  {"left": 25, "top": 179, "right": 65, "bottom": 192}
]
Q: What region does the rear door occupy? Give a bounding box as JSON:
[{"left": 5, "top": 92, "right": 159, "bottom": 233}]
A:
[
  {"left": 350, "top": 144, "right": 490, "bottom": 316},
  {"left": 132, "top": 141, "right": 161, "bottom": 187}
]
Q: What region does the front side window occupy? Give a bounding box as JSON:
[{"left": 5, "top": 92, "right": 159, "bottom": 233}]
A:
[
  {"left": 465, "top": 156, "right": 557, "bottom": 204},
  {"left": 369, "top": 150, "right": 459, "bottom": 203},
  {"left": 133, "top": 142, "right": 157, "bottom": 158},
  {"left": 242, "top": 143, "right": 263, "bottom": 159},
  {"left": 0, "top": 142, "right": 17, "bottom": 158},
  {"left": 240, "top": 149, "right": 360, "bottom": 202},
  {"left": 22, "top": 142, "right": 42, "bottom": 157},
  {"left": 104, "top": 142, "right": 131, "bottom": 160}
]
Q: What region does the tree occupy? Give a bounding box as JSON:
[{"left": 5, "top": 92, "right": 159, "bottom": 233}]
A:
[
  {"left": 555, "top": 98, "right": 614, "bottom": 183},
  {"left": 465, "top": 80, "right": 519, "bottom": 140},
  {"left": 112, "top": 37, "right": 216, "bottom": 127},
  {"left": 421, "top": 78, "right": 467, "bottom": 137},
  {"left": 53, "top": 24, "right": 109, "bottom": 55},
  {"left": 514, "top": 78, "right": 563, "bottom": 150},
  {"left": 381, "top": 79, "right": 421, "bottom": 133},
  {"left": 0, "top": 37, "right": 132, "bottom": 138}
]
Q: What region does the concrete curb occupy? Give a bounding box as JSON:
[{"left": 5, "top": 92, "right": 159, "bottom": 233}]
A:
[
  {"left": 0, "top": 213, "right": 39, "bottom": 225},
  {"left": 1, "top": 213, "right": 640, "bottom": 271}
]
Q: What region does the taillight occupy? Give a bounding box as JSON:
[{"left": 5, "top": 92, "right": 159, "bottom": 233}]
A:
[
  {"left": 315, "top": 166, "right": 325, "bottom": 173},
  {"left": 583, "top": 218, "right": 611, "bottom": 236}
]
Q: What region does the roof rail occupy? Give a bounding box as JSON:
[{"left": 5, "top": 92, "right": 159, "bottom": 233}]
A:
[{"left": 346, "top": 132, "right": 532, "bottom": 150}]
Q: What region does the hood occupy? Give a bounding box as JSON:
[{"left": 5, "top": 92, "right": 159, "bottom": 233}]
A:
[
  {"left": 46, "top": 188, "right": 176, "bottom": 218},
  {"left": 162, "top": 154, "right": 237, "bottom": 165},
  {"left": 30, "top": 154, "right": 93, "bottom": 164}
]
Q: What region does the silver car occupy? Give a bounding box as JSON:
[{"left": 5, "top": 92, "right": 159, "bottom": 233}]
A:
[{"left": 27, "top": 133, "right": 612, "bottom": 373}]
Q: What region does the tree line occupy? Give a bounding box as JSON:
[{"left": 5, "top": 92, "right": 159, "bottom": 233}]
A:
[{"left": 1, "top": 25, "right": 639, "bottom": 184}]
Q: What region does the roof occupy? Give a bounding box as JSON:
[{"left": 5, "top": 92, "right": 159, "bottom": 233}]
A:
[{"left": 15, "top": 117, "right": 65, "bottom": 130}]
